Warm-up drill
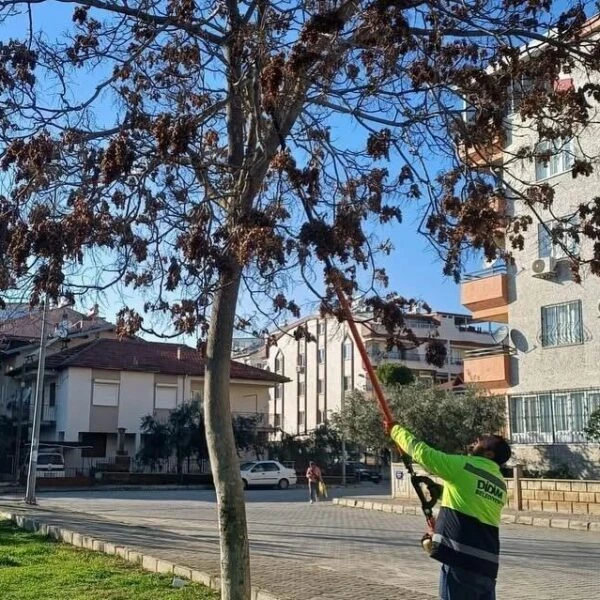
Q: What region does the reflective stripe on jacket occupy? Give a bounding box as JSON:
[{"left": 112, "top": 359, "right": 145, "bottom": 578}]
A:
[{"left": 390, "top": 425, "right": 507, "bottom": 579}]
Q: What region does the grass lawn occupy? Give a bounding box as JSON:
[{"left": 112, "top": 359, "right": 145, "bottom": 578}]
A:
[{"left": 0, "top": 519, "right": 219, "bottom": 600}]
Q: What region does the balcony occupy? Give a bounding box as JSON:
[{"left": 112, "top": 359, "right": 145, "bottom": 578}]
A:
[
  {"left": 463, "top": 346, "right": 513, "bottom": 394},
  {"left": 361, "top": 320, "right": 438, "bottom": 340},
  {"left": 458, "top": 131, "right": 505, "bottom": 168},
  {"left": 367, "top": 349, "right": 429, "bottom": 372},
  {"left": 461, "top": 265, "right": 509, "bottom": 323}
]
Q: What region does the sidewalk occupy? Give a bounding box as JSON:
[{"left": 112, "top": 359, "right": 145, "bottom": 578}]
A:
[
  {"left": 333, "top": 495, "right": 600, "bottom": 532},
  {"left": 0, "top": 503, "right": 434, "bottom": 600}
]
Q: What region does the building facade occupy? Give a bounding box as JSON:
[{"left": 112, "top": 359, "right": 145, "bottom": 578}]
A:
[
  {"left": 235, "top": 309, "right": 495, "bottom": 437},
  {"left": 459, "top": 22, "right": 600, "bottom": 476},
  {"left": 0, "top": 309, "right": 285, "bottom": 475}
]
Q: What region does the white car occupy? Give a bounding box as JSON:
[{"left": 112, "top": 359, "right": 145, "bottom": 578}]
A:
[{"left": 240, "top": 460, "right": 297, "bottom": 489}]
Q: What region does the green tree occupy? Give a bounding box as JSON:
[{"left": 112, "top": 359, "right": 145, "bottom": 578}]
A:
[
  {"left": 389, "top": 384, "right": 506, "bottom": 454},
  {"left": 584, "top": 409, "right": 600, "bottom": 443},
  {"left": 169, "top": 402, "right": 207, "bottom": 476},
  {"left": 332, "top": 385, "right": 506, "bottom": 457},
  {"left": 232, "top": 414, "right": 265, "bottom": 459},
  {"left": 138, "top": 403, "right": 207, "bottom": 476},
  {"left": 310, "top": 423, "right": 344, "bottom": 465},
  {"left": 330, "top": 390, "right": 390, "bottom": 456},
  {"left": 376, "top": 364, "right": 415, "bottom": 388},
  {"left": 137, "top": 416, "right": 170, "bottom": 472}
]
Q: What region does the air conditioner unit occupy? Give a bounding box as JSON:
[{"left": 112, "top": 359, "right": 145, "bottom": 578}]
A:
[{"left": 531, "top": 257, "right": 556, "bottom": 278}]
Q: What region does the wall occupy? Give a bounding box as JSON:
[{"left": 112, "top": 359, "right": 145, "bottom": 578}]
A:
[
  {"left": 504, "top": 62, "right": 600, "bottom": 394},
  {"left": 118, "top": 371, "right": 154, "bottom": 432},
  {"left": 512, "top": 443, "right": 600, "bottom": 480},
  {"left": 391, "top": 463, "right": 600, "bottom": 515},
  {"left": 514, "top": 478, "right": 600, "bottom": 515},
  {"left": 61, "top": 367, "right": 92, "bottom": 441}
]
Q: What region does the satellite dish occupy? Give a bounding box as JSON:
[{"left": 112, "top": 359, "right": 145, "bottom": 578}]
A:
[
  {"left": 483, "top": 255, "right": 498, "bottom": 269},
  {"left": 510, "top": 328, "right": 529, "bottom": 353},
  {"left": 491, "top": 325, "right": 509, "bottom": 345}
]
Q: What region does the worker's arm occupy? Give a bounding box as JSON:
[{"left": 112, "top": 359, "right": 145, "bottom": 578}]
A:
[{"left": 390, "top": 424, "right": 464, "bottom": 482}]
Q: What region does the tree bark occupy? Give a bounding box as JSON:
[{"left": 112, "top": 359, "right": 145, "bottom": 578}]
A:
[{"left": 204, "top": 266, "right": 250, "bottom": 600}]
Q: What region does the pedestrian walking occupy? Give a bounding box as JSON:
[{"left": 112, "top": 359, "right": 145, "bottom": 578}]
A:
[
  {"left": 306, "top": 461, "right": 323, "bottom": 504},
  {"left": 385, "top": 421, "right": 511, "bottom": 600}
]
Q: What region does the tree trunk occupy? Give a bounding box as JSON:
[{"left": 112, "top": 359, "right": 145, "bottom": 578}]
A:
[{"left": 204, "top": 267, "right": 250, "bottom": 600}]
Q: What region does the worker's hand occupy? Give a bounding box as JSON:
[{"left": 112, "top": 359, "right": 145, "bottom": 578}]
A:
[{"left": 383, "top": 420, "right": 398, "bottom": 436}]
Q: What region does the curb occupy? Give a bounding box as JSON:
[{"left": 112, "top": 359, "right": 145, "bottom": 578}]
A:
[
  {"left": 332, "top": 498, "right": 600, "bottom": 532},
  {"left": 0, "top": 510, "right": 282, "bottom": 600},
  {"left": 0, "top": 484, "right": 215, "bottom": 495}
]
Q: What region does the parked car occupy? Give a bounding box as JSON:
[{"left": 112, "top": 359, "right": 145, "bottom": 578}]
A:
[
  {"left": 21, "top": 452, "right": 66, "bottom": 479},
  {"left": 240, "top": 460, "right": 297, "bottom": 489},
  {"left": 344, "top": 462, "right": 382, "bottom": 483}
]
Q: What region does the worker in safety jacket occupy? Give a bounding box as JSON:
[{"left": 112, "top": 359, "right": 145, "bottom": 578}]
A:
[{"left": 386, "top": 422, "right": 511, "bottom": 600}]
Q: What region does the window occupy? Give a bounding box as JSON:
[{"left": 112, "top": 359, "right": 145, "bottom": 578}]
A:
[
  {"left": 317, "top": 348, "right": 325, "bottom": 364},
  {"left": 298, "top": 381, "right": 306, "bottom": 396},
  {"left": 274, "top": 385, "right": 281, "bottom": 400},
  {"left": 342, "top": 341, "right": 352, "bottom": 361},
  {"left": 263, "top": 462, "right": 280, "bottom": 472},
  {"left": 343, "top": 376, "right": 352, "bottom": 391},
  {"left": 449, "top": 348, "right": 464, "bottom": 365},
  {"left": 510, "top": 389, "right": 599, "bottom": 444},
  {"left": 92, "top": 381, "right": 119, "bottom": 407},
  {"left": 80, "top": 432, "right": 107, "bottom": 458},
  {"left": 535, "top": 139, "right": 574, "bottom": 180},
  {"left": 297, "top": 353, "right": 305, "bottom": 367},
  {"left": 48, "top": 382, "right": 56, "bottom": 407},
  {"left": 298, "top": 411, "right": 306, "bottom": 427},
  {"left": 317, "top": 410, "right": 323, "bottom": 425},
  {"left": 508, "top": 74, "right": 533, "bottom": 114},
  {"left": 541, "top": 301, "right": 583, "bottom": 347},
  {"left": 274, "top": 356, "right": 282, "bottom": 373},
  {"left": 317, "top": 378, "right": 324, "bottom": 394},
  {"left": 317, "top": 321, "right": 325, "bottom": 336},
  {"left": 155, "top": 384, "right": 177, "bottom": 409},
  {"left": 538, "top": 220, "right": 579, "bottom": 260}
]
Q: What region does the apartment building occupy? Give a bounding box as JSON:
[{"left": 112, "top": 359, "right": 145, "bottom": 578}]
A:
[
  {"left": 234, "top": 308, "right": 495, "bottom": 437},
  {"left": 458, "top": 18, "right": 600, "bottom": 476}
]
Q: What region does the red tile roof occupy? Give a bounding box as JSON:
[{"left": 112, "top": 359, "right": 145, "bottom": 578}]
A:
[{"left": 36, "top": 338, "right": 287, "bottom": 383}]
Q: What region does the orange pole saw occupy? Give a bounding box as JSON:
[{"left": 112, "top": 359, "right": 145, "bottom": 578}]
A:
[{"left": 333, "top": 285, "right": 441, "bottom": 550}]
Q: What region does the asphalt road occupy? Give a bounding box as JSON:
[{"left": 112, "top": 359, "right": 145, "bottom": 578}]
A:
[{"left": 2, "top": 486, "right": 599, "bottom": 599}]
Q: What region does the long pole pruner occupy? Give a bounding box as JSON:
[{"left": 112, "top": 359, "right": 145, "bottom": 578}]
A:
[{"left": 330, "top": 274, "right": 440, "bottom": 537}]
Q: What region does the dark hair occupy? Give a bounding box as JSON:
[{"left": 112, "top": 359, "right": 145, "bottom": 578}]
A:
[{"left": 481, "top": 435, "right": 511, "bottom": 466}]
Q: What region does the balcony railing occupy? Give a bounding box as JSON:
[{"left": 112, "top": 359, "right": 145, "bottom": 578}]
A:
[
  {"left": 463, "top": 263, "right": 507, "bottom": 282},
  {"left": 463, "top": 345, "right": 514, "bottom": 359},
  {"left": 368, "top": 350, "right": 423, "bottom": 362}
]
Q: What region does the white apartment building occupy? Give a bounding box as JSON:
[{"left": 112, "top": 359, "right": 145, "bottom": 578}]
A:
[
  {"left": 235, "top": 309, "right": 495, "bottom": 437},
  {"left": 459, "top": 17, "right": 600, "bottom": 476}
]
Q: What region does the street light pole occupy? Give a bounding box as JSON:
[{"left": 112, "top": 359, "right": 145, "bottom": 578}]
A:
[
  {"left": 13, "top": 380, "right": 26, "bottom": 484},
  {"left": 25, "top": 298, "right": 49, "bottom": 505}
]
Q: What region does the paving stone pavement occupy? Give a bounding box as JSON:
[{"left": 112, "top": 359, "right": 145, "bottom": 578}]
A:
[{"left": 2, "top": 488, "right": 599, "bottom": 599}]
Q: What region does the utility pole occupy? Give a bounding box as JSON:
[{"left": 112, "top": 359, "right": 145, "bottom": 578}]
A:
[
  {"left": 13, "top": 380, "right": 26, "bottom": 484},
  {"left": 25, "top": 298, "right": 49, "bottom": 505}
]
